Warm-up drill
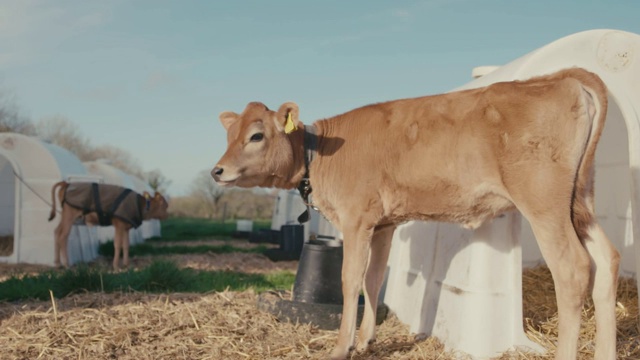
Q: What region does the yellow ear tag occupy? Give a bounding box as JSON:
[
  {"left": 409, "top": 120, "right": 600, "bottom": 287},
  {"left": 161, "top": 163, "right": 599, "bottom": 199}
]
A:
[{"left": 284, "top": 112, "right": 297, "bottom": 134}]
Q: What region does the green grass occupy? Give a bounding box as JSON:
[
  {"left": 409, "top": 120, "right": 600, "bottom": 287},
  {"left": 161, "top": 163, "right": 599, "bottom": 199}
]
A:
[
  {"left": 0, "top": 260, "right": 295, "bottom": 302},
  {"left": 0, "top": 217, "right": 288, "bottom": 301},
  {"left": 148, "top": 217, "right": 271, "bottom": 242},
  {"left": 98, "top": 241, "right": 269, "bottom": 257}
]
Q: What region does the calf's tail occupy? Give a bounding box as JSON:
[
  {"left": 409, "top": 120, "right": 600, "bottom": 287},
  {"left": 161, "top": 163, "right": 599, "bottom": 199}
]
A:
[
  {"left": 48, "top": 181, "right": 69, "bottom": 221},
  {"left": 570, "top": 71, "right": 608, "bottom": 239}
]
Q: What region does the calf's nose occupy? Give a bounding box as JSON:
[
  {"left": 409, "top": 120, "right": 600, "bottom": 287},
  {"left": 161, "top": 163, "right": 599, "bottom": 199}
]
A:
[{"left": 211, "top": 166, "right": 224, "bottom": 179}]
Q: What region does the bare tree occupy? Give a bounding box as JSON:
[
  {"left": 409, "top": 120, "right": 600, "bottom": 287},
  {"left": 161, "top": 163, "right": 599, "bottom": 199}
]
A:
[
  {"left": 88, "top": 144, "right": 144, "bottom": 178},
  {"left": 37, "top": 116, "right": 93, "bottom": 159},
  {"left": 189, "top": 169, "right": 226, "bottom": 219},
  {"left": 37, "top": 116, "right": 145, "bottom": 178},
  {"left": 226, "top": 189, "right": 253, "bottom": 219},
  {"left": 168, "top": 188, "right": 275, "bottom": 220},
  {"left": 146, "top": 169, "right": 172, "bottom": 194},
  {"left": 2, "top": 92, "right": 162, "bottom": 191},
  {"left": 0, "top": 89, "right": 35, "bottom": 135}
]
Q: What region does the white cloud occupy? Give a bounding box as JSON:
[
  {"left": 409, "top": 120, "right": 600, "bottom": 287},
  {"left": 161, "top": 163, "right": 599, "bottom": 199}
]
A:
[
  {"left": 62, "top": 83, "right": 124, "bottom": 102},
  {"left": 143, "top": 71, "right": 179, "bottom": 91},
  {"left": 0, "top": 1, "right": 114, "bottom": 68},
  {"left": 392, "top": 9, "right": 412, "bottom": 21}
]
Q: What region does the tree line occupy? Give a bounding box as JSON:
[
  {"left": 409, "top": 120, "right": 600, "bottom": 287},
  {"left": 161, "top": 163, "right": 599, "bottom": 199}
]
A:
[
  {"left": 0, "top": 102, "right": 170, "bottom": 194},
  {"left": 1, "top": 87, "right": 274, "bottom": 221}
]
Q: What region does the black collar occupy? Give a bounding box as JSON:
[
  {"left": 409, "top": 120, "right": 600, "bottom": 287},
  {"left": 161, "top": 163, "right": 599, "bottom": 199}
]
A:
[{"left": 297, "top": 125, "right": 317, "bottom": 223}]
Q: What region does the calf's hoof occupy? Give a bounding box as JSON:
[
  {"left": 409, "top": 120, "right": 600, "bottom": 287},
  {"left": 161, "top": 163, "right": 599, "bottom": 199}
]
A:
[
  {"left": 355, "top": 338, "right": 375, "bottom": 353},
  {"left": 330, "top": 345, "right": 353, "bottom": 360}
]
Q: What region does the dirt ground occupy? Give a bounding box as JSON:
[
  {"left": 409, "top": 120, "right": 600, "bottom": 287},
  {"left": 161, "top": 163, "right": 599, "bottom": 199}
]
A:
[{"left": 0, "top": 238, "right": 638, "bottom": 359}]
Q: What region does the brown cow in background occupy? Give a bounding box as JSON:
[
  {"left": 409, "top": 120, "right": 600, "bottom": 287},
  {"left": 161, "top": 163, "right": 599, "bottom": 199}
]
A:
[
  {"left": 212, "top": 68, "right": 619, "bottom": 360},
  {"left": 48, "top": 181, "right": 169, "bottom": 269}
]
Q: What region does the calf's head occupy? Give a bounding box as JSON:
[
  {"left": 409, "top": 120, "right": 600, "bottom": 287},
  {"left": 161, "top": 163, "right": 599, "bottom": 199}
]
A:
[
  {"left": 144, "top": 192, "right": 169, "bottom": 220},
  {"left": 212, "top": 101, "right": 303, "bottom": 189}
]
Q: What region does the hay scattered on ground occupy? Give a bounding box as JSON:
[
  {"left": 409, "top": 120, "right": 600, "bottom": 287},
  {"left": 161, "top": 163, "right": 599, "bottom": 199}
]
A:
[
  {"left": 0, "top": 256, "right": 637, "bottom": 359},
  {"left": 0, "top": 290, "right": 452, "bottom": 360},
  {"left": 103, "top": 253, "right": 299, "bottom": 274}
]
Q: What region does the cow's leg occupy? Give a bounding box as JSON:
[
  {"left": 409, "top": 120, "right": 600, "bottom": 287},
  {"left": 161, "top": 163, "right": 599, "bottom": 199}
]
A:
[
  {"left": 577, "top": 187, "right": 620, "bottom": 360},
  {"left": 356, "top": 224, "right": 395, "bottom": 352},
  {"left": 112, "top": 222, "right": 132, "bottom": 270},
  {"left": 526, "top": 215, "right": 590, "bottom": 360},
  {"left": 54, "top": 207, "right": 78, "bottom": 268},
  {"left": 113, "top": 220, "right": 133, "bottom": 269},
  {"left": 57, "top": 223, "right": 72, "bottom": 268},
  {"left": 53, "top": 221, "right": 64, "bottom": 267},
  {"left": 330, "top": 224, "right": 374, "bottom": 360},
  {"left": 121, "top": 228, "right": 131, "bottom": 268},
  {"left": 113, "top": 226, "right": 124, "bottom": 270},
  {"left": 582, "top": 223, "right": 619, "bottom": 360}
]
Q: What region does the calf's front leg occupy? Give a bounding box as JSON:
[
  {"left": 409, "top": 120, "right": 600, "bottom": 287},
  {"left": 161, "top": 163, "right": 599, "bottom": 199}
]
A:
[
  {"left": 330, "top": 223, "right": 374, "bottom": 360},
  {"left": 121, "top": 228, "right": 131, "bottom": 268},
  {"left": 112, "top": 220, "right": 132, "bottom": 270}
]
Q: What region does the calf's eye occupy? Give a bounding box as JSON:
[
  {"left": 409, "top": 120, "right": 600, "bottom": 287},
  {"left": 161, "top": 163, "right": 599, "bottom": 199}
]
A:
[{"left": 250, "top": 133, "right": 264, "bottom": 142}]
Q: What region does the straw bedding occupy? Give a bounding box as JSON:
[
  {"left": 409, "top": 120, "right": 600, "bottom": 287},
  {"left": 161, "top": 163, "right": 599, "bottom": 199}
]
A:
[
  {"left": 92, "top": 252, "right": 299, "bottom": 274},
  {"left": 0, "top": 261, "right": 637, "bottom": 359}
]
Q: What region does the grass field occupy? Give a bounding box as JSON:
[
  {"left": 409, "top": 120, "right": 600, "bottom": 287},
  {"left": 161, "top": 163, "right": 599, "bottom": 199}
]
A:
[
  {"left": 0, "top": 217, "right": 293, "bottom": 302},
  {"left": 98, "top": 241, "right": 269, "bottom": 257},
  {"left": 150, "top": 217, "right": 271, "bottom": 241},
  {"left": 0, "top": 260, "right": 294, "bottom": 301}
]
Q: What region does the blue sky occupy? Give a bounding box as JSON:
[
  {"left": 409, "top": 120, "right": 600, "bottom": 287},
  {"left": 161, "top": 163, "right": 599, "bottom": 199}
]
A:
[{"left": 1, "top": 0, "right": 639, "bottom": 196}]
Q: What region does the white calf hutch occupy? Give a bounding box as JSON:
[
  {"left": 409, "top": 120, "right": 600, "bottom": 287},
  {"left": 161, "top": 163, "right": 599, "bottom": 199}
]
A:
[
  {"left": 0, "top": 133, "right": 99, "bottom": 266},
  {"left": 383, "top": 29, "right": 640, "bottom": 358},
  {"left": 271, "top": 189, "right": 342, "bottom": 241}
]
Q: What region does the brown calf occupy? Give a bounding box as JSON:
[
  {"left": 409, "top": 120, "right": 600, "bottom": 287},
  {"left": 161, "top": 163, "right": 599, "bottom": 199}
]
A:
[
  {"left": 212, "top": 68, "right": 619, "bottom": 360},
  {"left": 48, "top": 181, "right": 169, "bottom": 269}
]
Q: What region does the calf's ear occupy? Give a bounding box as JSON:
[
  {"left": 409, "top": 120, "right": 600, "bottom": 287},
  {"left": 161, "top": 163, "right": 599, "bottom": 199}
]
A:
[
  {"left": 219, "top": 111, "right": 238, "bottom": 130},
  {"left": 276, "top": 102, "right": 302, "bottom": 134}
]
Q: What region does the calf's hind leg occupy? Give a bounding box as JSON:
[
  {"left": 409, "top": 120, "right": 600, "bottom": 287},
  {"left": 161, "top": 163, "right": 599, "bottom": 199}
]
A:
[
  {"left": 525, "top": 214, "right": 591, "bottom": 360},
  {"left": 582, "top": 223, "right": 619, "bottom": 360},
  {"left": 575, "top": 177, "right": 619, "bottom": 360}
]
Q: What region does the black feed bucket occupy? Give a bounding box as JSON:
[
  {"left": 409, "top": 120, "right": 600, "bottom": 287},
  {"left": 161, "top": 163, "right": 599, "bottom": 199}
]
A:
[
  {"left": 281, "top": 224, "right": 304, "bottom": 257},
  {"left": 293, "top": 238, "right": 343, "bottom": 304},
  {"left": 258, "top": 236, "right": 388, "bottom": 329},
  {"left": 263, "top": 224, "right": 304, "bottom": 261}
]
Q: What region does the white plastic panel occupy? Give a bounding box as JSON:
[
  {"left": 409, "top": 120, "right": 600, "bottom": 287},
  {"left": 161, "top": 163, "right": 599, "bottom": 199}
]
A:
[{"left": 385, "top": 215, "right": 542, "bottom": 357}]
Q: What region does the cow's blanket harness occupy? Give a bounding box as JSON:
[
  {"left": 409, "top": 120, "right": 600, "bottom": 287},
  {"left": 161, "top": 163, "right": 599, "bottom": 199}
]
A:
[{"left": 63, "top": 182, "right": 148, "bottom": 228}]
